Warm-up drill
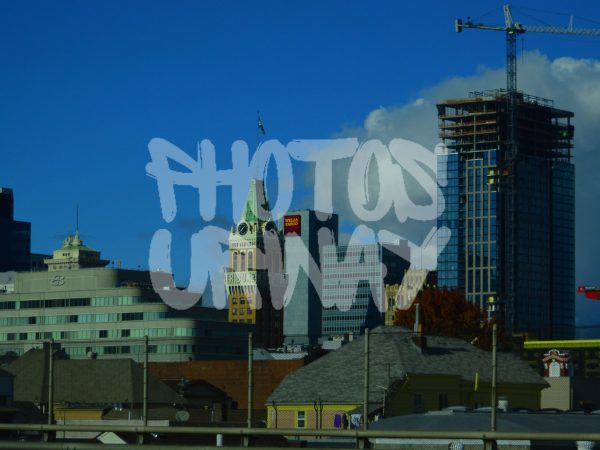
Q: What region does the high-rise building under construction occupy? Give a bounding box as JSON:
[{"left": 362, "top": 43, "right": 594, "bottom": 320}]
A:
[{"left": 436, "top": 90, "right": 574, "bottom": 339}]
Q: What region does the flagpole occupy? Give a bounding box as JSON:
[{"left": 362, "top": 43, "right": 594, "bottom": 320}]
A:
[{"left": 256, "top": 111, "right": 260, "bottom": 179}]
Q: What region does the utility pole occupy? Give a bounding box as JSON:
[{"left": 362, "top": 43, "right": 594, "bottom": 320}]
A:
[
  {"left": 143, "top": 335, "right": 148, "bottom": 427},
  {"left": 44, "top": 339, "right": 54, "bottom": 443},
  {"left": 137, "top": 335, "right": 149, "bottom": 445},
  {"left": 245, "top": 332, "right": 253, "bottom": 447},
  {"left": 48, "top": 338, "right": 54, "bottom": 425},
  {"left": 363, "top": 328, "right": 369, "bottom": 431},
  {"left": 491, "top": 323, "right": 497, "bottom": 432}
]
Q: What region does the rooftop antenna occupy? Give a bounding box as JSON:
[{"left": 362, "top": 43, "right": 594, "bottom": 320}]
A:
[
  {"left": 256, "top": 111, "right": 267, "bottom": 179},
  {"left": 75, "top": 203, "right": 80, "bottom": 237}
]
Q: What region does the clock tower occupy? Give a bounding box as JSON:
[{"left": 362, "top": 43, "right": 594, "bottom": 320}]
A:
[{"left": 225, "top": 178, "right": 285, "bottom": 348}]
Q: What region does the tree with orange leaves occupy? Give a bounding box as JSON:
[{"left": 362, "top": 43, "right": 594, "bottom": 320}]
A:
[{"left": 394, "top": 287, "right": 510, "bottom": 351}]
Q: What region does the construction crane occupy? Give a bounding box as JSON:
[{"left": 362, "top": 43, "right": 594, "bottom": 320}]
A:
[
  {"left": 454, "top": 5, "right": 600, "bottom": 328},
  {"left": 456, "top": 5, "right": 600, "bottom": 96},
  {"left": 456, "top": 4, "right": 600, "bottom": 171},
  {"left": 578, "top": 286, "right": 600, "bottom": 301}
]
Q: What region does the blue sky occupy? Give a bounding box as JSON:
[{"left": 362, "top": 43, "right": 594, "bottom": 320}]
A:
[{"left": 2, "top": 1, "right": 600, "bottom": 331}]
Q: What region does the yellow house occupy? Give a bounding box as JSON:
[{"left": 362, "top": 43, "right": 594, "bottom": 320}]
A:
[{"left": 266, "top": 326, "right": 547, "bottom": 429}]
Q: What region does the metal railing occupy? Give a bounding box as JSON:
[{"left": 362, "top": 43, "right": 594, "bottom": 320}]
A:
[{"left": 0, "top": 423, "right": 599, "bottom": 449}]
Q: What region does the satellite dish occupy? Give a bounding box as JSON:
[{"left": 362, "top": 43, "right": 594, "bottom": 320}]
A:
[{"left": 175, "top": 410, "right": 190, "bottom": 422}]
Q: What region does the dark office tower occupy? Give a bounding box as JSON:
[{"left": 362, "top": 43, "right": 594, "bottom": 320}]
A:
[
  {"left": 282, "top": 210, "right": 338, "bottom": 346},
  {"left": 0, "top": 188, "right": 31, "bottom": 272},
  {"left": 0, "top": 189, "right": 14, "bottom": 220},
  {"left": 437, "top": 90, "right": 574, "bottom": 339}
]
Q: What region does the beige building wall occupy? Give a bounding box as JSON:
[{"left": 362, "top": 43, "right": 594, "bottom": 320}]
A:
[
  {"left": 267, "top": 403, "right": 360, "bottom": 429},
  {"left": 541, "top": 377, "right": 571, "bottom": 410}
]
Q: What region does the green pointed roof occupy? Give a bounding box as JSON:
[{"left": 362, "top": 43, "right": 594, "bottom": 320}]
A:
[
  {"left": 241, "top": 178, "right": 273, "bottom": 223},
  {"left": 58, "top": 232, "right": 96, "bottom": 252},
  {"left": 45, "top": 231, "right": 109, "bottom": 270}
]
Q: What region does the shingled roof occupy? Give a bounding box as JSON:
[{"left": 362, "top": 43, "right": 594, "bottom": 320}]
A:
[
  {"left": 267, "top": 326, "right": 547, "bottom": 405},
  {"left": 7, "top": 348, "right": 181, "bottom": 405}
]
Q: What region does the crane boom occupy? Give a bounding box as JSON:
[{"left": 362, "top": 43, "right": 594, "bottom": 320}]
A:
[
  {"left": 457, "top": 21, "right": 600, "bottom": 36},
  {"left": 524, "top": 26, "right": 600, "bottom": 35}
]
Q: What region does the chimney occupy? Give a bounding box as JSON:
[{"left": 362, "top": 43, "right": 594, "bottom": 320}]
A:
[
  {"left": 412, "top": 303, "right": 427, "bottom": 350},
  {"left": 498, "top": 396, "right": 510, "bottom": 412},
  {"left": 413, "top": 303, "right": 420, "bottom": 334}
]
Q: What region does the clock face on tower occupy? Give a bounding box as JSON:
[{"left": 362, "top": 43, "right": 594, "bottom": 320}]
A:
[{"left": 238, "top": 222, "right": 249, "bottom": 235}]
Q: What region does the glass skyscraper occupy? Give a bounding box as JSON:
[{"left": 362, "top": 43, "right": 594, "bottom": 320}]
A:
[
  {"left": 321, "top": 242, "right": 409, "bottom": 337},
  {"left": 437, "top": 90, "right": 575, "bottom": 339}
]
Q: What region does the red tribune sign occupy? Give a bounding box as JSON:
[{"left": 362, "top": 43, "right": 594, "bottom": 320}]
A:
[{"left": 284, "top": 215, "right": 301, "bottom": 236}]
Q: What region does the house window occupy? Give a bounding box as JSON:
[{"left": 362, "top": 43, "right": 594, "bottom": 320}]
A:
[
  {"left": 232, "top": 252, "right": 238, "bottom": 271},
  {"left": 248, "top": 251, "right": 253, "bottom": 270},
  {"left": 297, "top": 411, "right": 306, "bottom": 428},
  {"left": 413, "top": 393, "right": 424, "bottom": 413},
  {"left": 241, "top": 252, "right": 246, "bottom": 271},
  {"left": 439, "top": 393, "right": 448, "bottom": 410},
  {"left": 99, "top": 330, "right": 108, "bottom": 338}
]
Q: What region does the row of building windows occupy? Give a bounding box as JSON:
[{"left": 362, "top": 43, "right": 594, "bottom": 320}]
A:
[
  {"left": 321, "top": 310, "right": 370, "bottom": 321},
  {"left": 0, "top": 311, "right": 171, "bottom": 327},
  {"left": 321, "top": 263, "right": 378, "bottom": 274},
  {"left": 229, "top": 240, "right": 256, "bottom": 249},
  {"left": 230, "top": 308, "right": 254, "bottom": 316},
  {"left": 20, "top": 297, "right": 91, "bottom": 309},
  {"left": 322, "top": 282, "right": 381, "bottom": 290},
  {"left": 228, "top": 285, "right": 257, "bottom": 295},
  {"left": 232, "top": 251, "right": 254, "bottom": 271},
  {"left": 91, "top": 296, "right": 162, "bottom": 306},
  {"left": 0, "top": 326, "right": 200, "bottom": 342},
  {"left": 1, "top": 342, "right": 245, "bottom": 358},
  {"left": 323, "top": 246, "right": 380, "bottom": 256},
  {"left": 322, "top": 272, "right": 382, "bottom": 279},
  {"left": 0, "top": 296, "right": 162, "bottom": 311}
]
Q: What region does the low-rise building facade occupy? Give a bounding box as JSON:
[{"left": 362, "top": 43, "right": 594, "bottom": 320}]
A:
[
  {"left": 267, "top": 326, "right": 547, "bottom": 429},
  {"left": 0, "top": 235, "right": 251, "bottom": 362}
]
